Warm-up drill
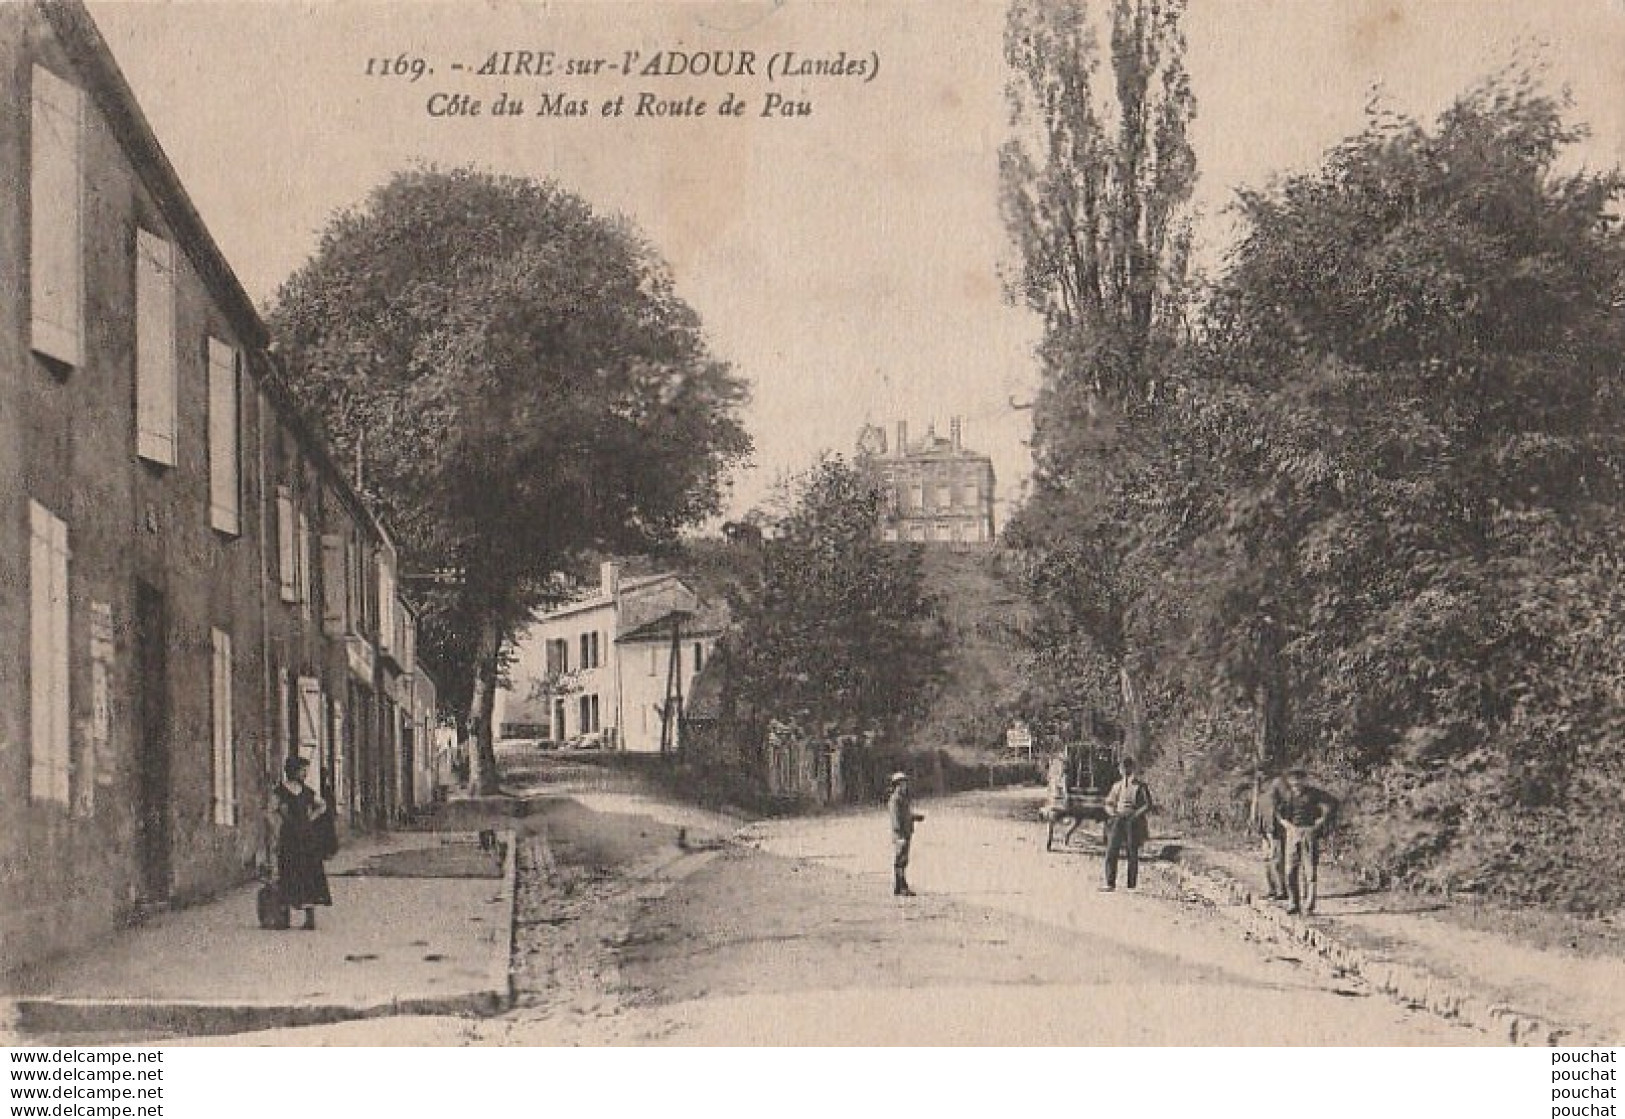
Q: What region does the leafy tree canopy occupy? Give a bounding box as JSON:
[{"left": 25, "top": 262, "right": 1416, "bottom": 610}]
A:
[
  {"left": 728, "top": 458, "right": 945, "bottom": 742},
  {"left": 268, "top": 167, "right": 751, "bottom": 789}
]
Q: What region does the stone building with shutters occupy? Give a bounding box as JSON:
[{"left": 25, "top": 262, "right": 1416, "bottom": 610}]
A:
[
  {"left": 857, "top": 417, "right": 997, "bottom": 546},
  {"left": 0, "top": 0, "right": 418, "bottom": 971},
  {"left": 495, "top": 562, "right": 724, "bottom": 754}
]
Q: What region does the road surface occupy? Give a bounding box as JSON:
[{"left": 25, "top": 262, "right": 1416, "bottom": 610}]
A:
[{"left": 214, "top": 782, "right": 1485, "bottom": 1045}]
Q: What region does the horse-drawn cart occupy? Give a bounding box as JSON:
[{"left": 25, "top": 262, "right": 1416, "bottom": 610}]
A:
[{"left": 1041, "top": 745, "right": 1118, "bottom": 852}]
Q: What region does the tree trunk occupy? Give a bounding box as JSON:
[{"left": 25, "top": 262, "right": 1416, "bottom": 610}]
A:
[
  {"left": 1120, "top": 663, "right": 1145, "bottom": 761},
  {"left": 466, "top": 615, "right": 502, "bottom": 795}
]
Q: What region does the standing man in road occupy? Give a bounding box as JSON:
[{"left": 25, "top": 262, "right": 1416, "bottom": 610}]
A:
[
  {"left": 1275, "top": 767, "right": 1338, "bottom": 915},
  {"left": 888, "top": 771, "right": 924, "bottom": 896},
  {"left": 1102, "top": 756, "right": 1153, "bottom": 891}
]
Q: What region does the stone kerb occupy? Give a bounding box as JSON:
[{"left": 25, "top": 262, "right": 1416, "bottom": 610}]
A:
[{"left": 1149, "top": 856, "right": 1586, "bottom": 1046}]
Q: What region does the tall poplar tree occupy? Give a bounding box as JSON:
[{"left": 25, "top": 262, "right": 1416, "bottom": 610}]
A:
[{"left": 1000, "top": 0, "right": 1197, "bottom": 757}]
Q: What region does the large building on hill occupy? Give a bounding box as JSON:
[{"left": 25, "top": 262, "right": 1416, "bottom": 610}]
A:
[{"left": 857, "top": 417, "right": 996, "bottom": 546}]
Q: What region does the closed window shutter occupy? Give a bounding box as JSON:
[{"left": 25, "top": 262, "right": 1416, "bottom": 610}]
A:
[
  {"left": 321, "top": 534, "right": 347, "bottom": 633},
  {"left": 207, "top": 339, "right": 240, "bottom": 534},
  {"left": 211, "top": 629, "right": 236, "bottom": 825},
  {"left": 277, "top": 489, "right": 296, "bottom": 601},
  {"left": 296, "top": 510, "right": 311, "bottom": 613},
  {"left": 377, "top": 554, "right": 395, "bottom": 653},
  {"left": 135, "top": 231, "right": 176, "bottom": 464},
  {"left": 30, "top": 66, "right": 82, "bottom": 366},
  {"left": 297, "top": 677, "right": 323, "bottom": 752},
  {"left": 347, "top": 532, "right": 364, "bottom": 631},
  {"left": 331, "top": 697, "right": 347, "bottom": 811},
  {"left": 29, "top": 501, "right": 70, "bottom": 805},
  {"left": 276, "top": 669, "right": 291, "bottom": 758}
]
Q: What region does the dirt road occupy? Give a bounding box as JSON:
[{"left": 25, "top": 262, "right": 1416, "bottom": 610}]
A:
[
  {"left": 220, "top": 779, "right": 1485, "bottom": 1045},
  {"left": 590, "top": 794, "right": 1484, "bottom": 1044}
]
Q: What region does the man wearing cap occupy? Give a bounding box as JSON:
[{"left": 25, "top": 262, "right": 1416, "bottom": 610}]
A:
[
  {"left": 887, "top": 772, "right": 925, "bottom": 896},
  {"left": 1101, "top": 756, "right": 1153, "bottom": 891},
  {"left": 1275, "top": 767, "right": 1338, "bottom": 915}
]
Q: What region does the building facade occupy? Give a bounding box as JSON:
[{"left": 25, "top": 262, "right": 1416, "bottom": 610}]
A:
[
  {"left": 0, "top": 0, "right": 424, "bottom": 971},
  {"left": 858, "top": 417, "right": 996, "bottom": 546},
  {"left": 495, "top": 562, "right": 723, "bottom": 754}
]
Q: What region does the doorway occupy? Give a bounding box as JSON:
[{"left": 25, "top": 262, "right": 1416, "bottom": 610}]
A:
[{"left": 134, "top": 582, "right": 171, "bottom": 904}]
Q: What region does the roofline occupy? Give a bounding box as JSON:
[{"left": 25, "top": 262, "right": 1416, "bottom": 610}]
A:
[
  {"left": 41, "top": 0, "right": 266, "bottom": 351},
  {"left": 616, "top": 625, "right": 727, "bottom": 644},
  {"left": 42, "top": 1, "right": 388, "bottom": 549},
  {"left": 527, "top": 573, "right": 687, "bottom": 624}
]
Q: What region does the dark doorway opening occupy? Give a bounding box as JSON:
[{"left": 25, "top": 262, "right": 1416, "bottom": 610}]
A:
[{"left": 134, "top": 582, "right": 171, "bottom": 904}]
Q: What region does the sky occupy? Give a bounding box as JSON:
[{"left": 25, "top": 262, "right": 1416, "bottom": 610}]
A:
[{"left": 85, "top": 0, "right": 1625, "bottom": 523}]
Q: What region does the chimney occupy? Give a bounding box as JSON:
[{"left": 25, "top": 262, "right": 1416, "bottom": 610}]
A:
[
  {"left": 896, "top": 420, "right": 908, "bottom": 456},
  {"left": 600, "top": 560, "right": 621, "bottom": 600},
  {"left": 950, "top": 416, "right": 962, "bottom": 451}
]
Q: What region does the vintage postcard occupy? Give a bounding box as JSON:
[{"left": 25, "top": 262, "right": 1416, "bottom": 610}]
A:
[{"left": 2, "top": 0, "right": 1623, "bottom": 1052}]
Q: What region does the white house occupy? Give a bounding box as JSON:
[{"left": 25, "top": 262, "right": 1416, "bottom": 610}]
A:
[{"left": 495, "top": 562, "right": 725, "bottom": 753}]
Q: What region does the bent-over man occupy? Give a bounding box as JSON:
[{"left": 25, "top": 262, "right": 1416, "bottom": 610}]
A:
[{"left": 1255, "top": 772, "right": 1290, "bottom": 901}]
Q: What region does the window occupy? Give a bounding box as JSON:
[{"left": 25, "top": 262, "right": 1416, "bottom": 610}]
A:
[
  {"left": 552, "top": 699, "right": 566, "bottom": 742},
  {"left": 29, "top": 501, "right": 70, "bottom": 805},
  {"left": 30, "top": 66, "right": 82, "bottom": 367},
  {"left": 546, "top": 637, "right": 569, "bottom": 676},
  {"left": 321, "top": 533, "right": 348, "bottom": 634},
  {"left": 648, "top": 646, "right": 658, "bottom": 676},
  {"left": 936, "top": 482, "right": 952, "bottom": 509},
  {"left": 576, "top": 694, "right": 601, "bottom": 734},
  {"left": 693, "top": 643, "right": 704, "bottom": 673},
  {"left": 579, "top": 630, "right": 600, "bottom": 669},
  {"left": 211, "top": 629, "right": 237, "bottom": 825},
  {"left": 909, "top": 483, "right": 923, "bottom": 511},
  {"left": 276, "top": 488, "right": 297, "bottom": 601},
  {"left": 207, "top": 339, "right": 240, "bottom": 534},
  {"left": 135, "top": 230, "right": 177, "bottom": 465},
  {"left": 347, "top": 530, "right": 367, "bottom": 633}
]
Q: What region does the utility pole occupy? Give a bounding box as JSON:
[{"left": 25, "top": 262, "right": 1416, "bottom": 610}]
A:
[{"left": 659, "top": 614, "right": 685, "bottom": 756}]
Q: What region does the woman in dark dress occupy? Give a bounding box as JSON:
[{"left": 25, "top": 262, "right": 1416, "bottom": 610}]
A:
[{"left": 269, "top": 754, "right": 332, "bottom": 930}]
